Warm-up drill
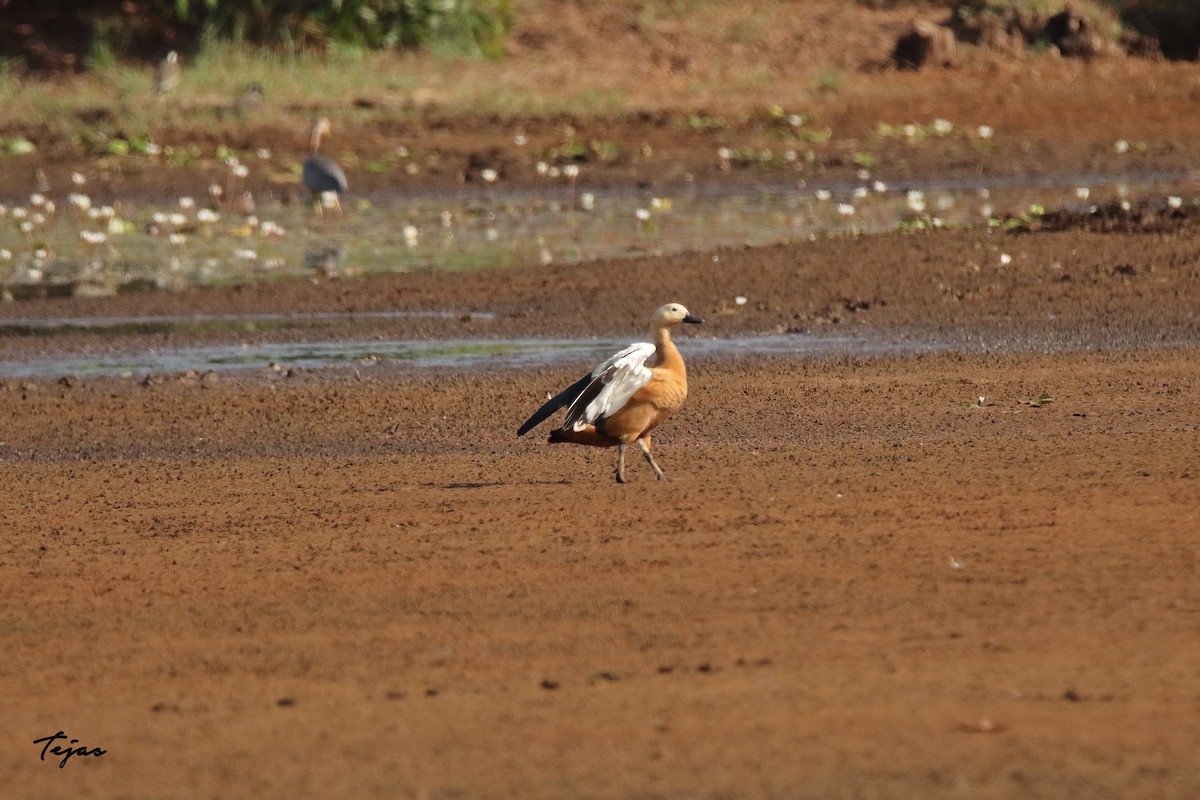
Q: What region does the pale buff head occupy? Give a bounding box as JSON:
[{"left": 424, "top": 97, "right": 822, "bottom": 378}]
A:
[
  {"left": 311, "top": 118, "right": 333, "bottom": 152},
  {"left": 651, "top": 303, "right": 704, "bottom": 328}
]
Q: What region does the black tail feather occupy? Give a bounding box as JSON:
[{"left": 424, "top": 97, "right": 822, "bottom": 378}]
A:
[{"left": 517, "top": 372, "right": 592, "bottom": 436}]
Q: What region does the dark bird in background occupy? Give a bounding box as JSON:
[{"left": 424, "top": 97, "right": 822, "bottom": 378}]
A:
[
  {"left": 303, "top": 117, "right": 348, "bottom": 214},
  {"left": 518, "top": 303, "right": 703, "bottom": 483}
]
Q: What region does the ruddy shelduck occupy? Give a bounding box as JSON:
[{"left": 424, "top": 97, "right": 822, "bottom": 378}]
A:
[{"left": 518, "top": 303, "right": 703, "bottom": 483}]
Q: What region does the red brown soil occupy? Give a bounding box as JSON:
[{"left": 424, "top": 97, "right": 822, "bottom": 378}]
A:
[{"left": 4, "top": 11, "right": 1200, "bottom": 800}]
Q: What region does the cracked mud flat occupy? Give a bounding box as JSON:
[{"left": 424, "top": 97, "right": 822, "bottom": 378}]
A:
[{"left": 4, "top": 46, "right": 1200, "bottom": 800}]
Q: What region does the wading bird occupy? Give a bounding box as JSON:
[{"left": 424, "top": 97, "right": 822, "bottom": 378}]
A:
[
  {"left": 153, "top": 51, "right": 180, "bottom": 96},
  {"left": 518, "top": 303, "right": 703, "bottom": 483},
  {"left": 234, "top": 83, "right": 265, "bottom": 117},
  {"left": 303, "top": 118, "right": 348, "bottom": 214}
]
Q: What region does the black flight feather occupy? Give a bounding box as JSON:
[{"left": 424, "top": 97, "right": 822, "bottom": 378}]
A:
[{"left": 517, "top": 372, "right": 593, "bottom": 436}]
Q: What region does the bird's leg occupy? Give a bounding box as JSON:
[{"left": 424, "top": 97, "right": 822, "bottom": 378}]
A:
[
  {"left": 614, "top": 443, "right": 627, "bottom": 484},
  {"left": 332, "top": 194, "right": 343, "bottom": 215},
  {"left": 637, "top": 438, "right": 668, "bottom": 481}
]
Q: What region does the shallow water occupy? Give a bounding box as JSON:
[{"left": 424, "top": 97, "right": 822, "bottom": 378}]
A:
[
  {"left": 1, "top": 170, "right": 1194, "bottom": 297},
  {"left": 0, "top": 308, "right": 492, "bottom": 332},
  {"left": 0, "top": 332, "right": 949, "bottom": 379}
]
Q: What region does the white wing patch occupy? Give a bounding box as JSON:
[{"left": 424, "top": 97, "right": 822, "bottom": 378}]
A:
[{"left": 563, "top": 342, "right": 655, "bottom": 430}]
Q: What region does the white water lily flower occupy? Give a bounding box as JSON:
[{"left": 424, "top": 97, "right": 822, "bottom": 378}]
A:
[
  {"left": 814, "top": 189, "right": 831, "bottom": 201},
  {"left": 1114, "top": 139, "right": 1130, "bottom": 154},
  {"left": 80, "top": 230, "right": 107, "bottom": 245},
  {"left": 71, "top": 172, "right": 87, "bottom": 185},
  {"left": 580, "top": 192, "right": 596, "bottom": 211},
  {"left": 1167, "top": 196, "right": 1183, "bottom": 209},
  {"left": 837, "top": 203, "right": 856, "bottom": 216},
  {"left": 635, "top": 208, "right": 651, "bottom": 221},
  {"left": 197, "top": 208, "right": 220, "bottom": 223},
  {"left": 977, "top": 125, "right": 994, "bottom": 139},
  {"left": 480, "top": 168, "right": 498, "bottom": 183},
  {"left": 563, "top": 164, "right": 580, "bottom": 179},
  {"left": 179, "top": 196, "right": 195, "bottom": 210},
  {"left": 999, "top": 253, "right": 1013, "bottom": 266}
]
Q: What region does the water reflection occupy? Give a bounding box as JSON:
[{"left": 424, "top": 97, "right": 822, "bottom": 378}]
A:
[{"left": 1, "top": 171, "right": 1194, "bottom": 297}]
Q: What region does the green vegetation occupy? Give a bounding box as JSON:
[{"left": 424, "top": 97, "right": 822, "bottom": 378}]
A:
[
  {"left": 179, "top": 0, "right": 513, "bottom": 58},
  {"left": 10, "top": 0, "right": 513, "bottom": 71},
  {"left": 814, "top": 69, "right": 844, "bottom": 94}
]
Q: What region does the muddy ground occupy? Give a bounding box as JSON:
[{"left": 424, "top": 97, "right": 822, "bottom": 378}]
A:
[{"left": 4, "top": 10, "right": 1200, "bottom": 799}]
